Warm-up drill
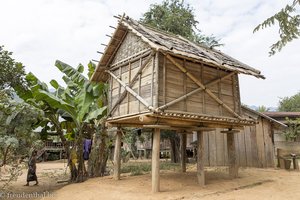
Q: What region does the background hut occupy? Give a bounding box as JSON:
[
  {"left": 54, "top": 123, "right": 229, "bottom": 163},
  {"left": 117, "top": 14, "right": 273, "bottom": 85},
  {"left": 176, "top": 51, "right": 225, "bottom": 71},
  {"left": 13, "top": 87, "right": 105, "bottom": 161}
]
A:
[
  {"left": 91, "top": 15, "right": 264, "bottom": 192},
  {"left": 191, "top": 106, "right": 285, "bottom": 168},
  {"left": 135, "top": 106, "right": 286, "bottom": 168}
]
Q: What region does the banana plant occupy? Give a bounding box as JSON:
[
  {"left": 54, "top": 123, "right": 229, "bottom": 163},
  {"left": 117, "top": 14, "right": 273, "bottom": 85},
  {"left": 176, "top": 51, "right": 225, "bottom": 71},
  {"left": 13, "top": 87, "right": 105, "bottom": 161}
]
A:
[{"left": 14, "top": 60, "right": 107, "bottom": 182}]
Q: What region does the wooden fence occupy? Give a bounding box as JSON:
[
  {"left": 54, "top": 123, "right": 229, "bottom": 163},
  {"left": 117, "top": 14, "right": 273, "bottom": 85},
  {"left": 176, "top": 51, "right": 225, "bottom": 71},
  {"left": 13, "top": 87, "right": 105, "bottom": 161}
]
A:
[{"left": 199, "top": 118, "right": 275, "bottom": 168}]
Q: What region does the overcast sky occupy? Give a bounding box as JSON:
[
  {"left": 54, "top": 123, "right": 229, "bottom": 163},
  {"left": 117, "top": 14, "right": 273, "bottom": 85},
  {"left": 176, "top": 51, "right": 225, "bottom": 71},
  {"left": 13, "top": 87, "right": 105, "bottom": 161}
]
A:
[{"left": 1, "top": 0, "right": 299, "bottom": 108}]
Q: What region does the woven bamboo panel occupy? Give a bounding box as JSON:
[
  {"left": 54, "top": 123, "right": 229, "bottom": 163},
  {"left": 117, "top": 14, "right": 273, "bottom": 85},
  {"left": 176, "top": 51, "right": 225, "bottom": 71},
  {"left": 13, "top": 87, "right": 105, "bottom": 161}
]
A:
[{"left": 111, "top": 32, "right": 149, "bottom": 65}]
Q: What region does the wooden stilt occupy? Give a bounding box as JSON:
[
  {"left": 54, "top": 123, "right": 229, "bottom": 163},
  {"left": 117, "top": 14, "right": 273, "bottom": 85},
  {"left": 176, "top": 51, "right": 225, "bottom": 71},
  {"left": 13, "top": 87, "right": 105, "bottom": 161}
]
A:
[
  {"left": 113, "top": 128, "right": 122, "bottom": 180},
  {"left": 180, "top": 133, "right": 187, "bottom": 173},
  {"left": 197, "top": 131, "right": 205, "bottom": 186},
  {"left": 227, "top": 133, "right": 238, "bottom": 178},
  {"left": 152, "top": 128, "right": 160, "bottom": 193}
]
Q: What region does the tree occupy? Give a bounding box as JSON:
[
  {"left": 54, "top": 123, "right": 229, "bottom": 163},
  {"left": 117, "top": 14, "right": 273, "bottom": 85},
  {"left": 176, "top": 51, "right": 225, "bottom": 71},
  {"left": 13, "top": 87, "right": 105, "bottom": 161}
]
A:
[
  {"left": 254, "top": 0, "right": 300, "bottom": 55},
  {"left": 161, "top": 130, "right": 180, "bottom": 163},
  {"left": 140, "top": 0, "right": 222, "bottom": 48},
  {"left": 0, "top": 90, "right": 43, "bottom": 166},
  {"left": 257, "top": 105, "right": 270, "bottom": 112},
  {"left": 278, "top": 92, "right": 300, "bottom": 112},
  {"left": 283, "top": 117, "right": 300, "bottom": 141},
  {"left": 0, "top": 46, "right": 26, "bottom": 91}
]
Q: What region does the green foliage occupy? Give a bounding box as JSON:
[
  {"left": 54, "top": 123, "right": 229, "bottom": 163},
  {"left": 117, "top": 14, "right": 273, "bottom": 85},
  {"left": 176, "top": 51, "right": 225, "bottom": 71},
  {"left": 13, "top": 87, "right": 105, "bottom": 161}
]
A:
[
  {"left": 257, "top": 105, "right": 270, "bottom": 112},
  {"left": 283, "top": 117, "right": 300, "bottom": 141},
  {"left": 254, "top": 0, "right": 300, "bottom": 55},
  {"left": 140, "top": 0, "right": 222, "bottom": 48},
  {"left": 278, "top": 92, "right": 300, "bottom": 112},
  {"left": 0, "top": 46, "right": 26, "bottom": 91},
  {"left": 14, "top": 60, "right": 107, "bottom": 181},
  {"left": 121, "top": 162, "right": 180, "bottom": 176},
  {"left": 0, "top": 90, "right": 44, "bottom": 163}
]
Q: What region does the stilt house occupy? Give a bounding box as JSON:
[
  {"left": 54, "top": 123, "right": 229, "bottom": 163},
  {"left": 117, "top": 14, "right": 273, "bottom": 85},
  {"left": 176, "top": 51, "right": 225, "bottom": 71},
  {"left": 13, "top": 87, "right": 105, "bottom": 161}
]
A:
[{"left": 91, "top": 15, "right": 265, "bottom": 193}]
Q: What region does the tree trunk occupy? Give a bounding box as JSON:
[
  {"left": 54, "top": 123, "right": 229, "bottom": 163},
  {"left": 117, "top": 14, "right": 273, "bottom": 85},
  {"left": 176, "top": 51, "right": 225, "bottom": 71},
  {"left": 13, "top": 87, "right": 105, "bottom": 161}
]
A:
[
  {"left": 56, "top": 129, "right": 75, "bottom": 182},
  {"left": 76, "top": 130, "right": 87, "bottom": 182},
  {"left": 0, "top": 145, "right": 11, "bottom": 167},
  {"left": 57, "top": 130, "right": 70, "bottom": 159},
  {"left": 88, "top": 123, "right": 108, "bottom": 177},
  {"left": 170, "top": 134, "right": 180, "bottom": 163}
]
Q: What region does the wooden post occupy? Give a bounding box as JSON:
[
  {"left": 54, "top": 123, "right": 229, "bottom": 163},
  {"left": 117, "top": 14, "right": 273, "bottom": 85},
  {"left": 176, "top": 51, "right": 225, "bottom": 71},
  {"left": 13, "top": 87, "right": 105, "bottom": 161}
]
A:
[
  {"left": 197, "top": 131, "right": 205, "bottom": 186},
  {"left": 227, "top": 133, "right": 238, "bottom": 178},
  {"left": 113, "top": 128, "right": 122, "bottom": 180},
  {"left": 180, "top": 133, "right": 187, "bottom": 173},
  {"left": 152, "top": 128, "right": 161, "bottom": 193}
]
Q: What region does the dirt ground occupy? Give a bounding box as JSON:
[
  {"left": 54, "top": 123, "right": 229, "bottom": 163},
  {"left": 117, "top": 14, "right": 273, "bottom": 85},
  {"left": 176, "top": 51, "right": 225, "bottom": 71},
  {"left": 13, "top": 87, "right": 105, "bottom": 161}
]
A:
[
  {"left": 1, "top": 160, "right": 69, "bottom": 199},
  {"left": 2, "top": 160, "right": 300, "bottom": 200}
]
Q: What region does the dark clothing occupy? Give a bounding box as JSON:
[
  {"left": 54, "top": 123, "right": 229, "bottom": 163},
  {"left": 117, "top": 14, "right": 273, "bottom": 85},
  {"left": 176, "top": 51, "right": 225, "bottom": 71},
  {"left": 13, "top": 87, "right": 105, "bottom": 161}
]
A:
[
  {"left": 83, "top": 139, "right": 92, "bottom": 160},
  {"left": 27, "top": 156, "right": 37, "bottom": 182}
]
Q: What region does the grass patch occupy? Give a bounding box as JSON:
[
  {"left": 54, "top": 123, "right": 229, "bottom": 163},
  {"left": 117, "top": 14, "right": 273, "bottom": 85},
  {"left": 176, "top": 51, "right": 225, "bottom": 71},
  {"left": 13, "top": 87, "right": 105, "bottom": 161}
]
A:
[{"left": 121, "top": 161, "right": 180, "bottom": 176}]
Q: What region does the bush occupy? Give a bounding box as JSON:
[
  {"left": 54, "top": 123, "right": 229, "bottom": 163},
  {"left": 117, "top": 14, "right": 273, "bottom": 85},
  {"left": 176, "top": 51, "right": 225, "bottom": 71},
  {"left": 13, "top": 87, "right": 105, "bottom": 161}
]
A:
[{"left": 120, "top": 161, "right": 180, "bottom": 176}]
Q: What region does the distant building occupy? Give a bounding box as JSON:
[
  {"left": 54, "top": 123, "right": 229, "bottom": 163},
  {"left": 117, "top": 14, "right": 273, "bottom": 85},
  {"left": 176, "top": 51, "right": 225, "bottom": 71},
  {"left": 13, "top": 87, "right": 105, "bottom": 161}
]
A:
[{"left": 263, "top": 112, "right": 300, "bottom": 151}]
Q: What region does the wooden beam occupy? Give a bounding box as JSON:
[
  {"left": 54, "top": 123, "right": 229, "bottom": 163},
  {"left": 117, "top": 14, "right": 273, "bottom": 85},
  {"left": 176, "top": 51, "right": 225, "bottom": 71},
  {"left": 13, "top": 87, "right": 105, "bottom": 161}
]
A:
[
  {"left": 180, "top": 133, "right": 187, "bottom": 173},
  {"left": 113, "top": 128, "right": 122, "bottom": 180},
  {"left": 183, "top": 127, "right": 216, "bottom": 132},
  {"left": 154, "top": 51, "right": 159, "bottom": 108},
  {"left": 110, "top": 49, "right": 151, "bottom": 70},
  {"left": 152, "top": 128, "right": 161, "bottom": 193},
  {"left": 227, "top": 133, "right": 238, "bottom": 178},
  {"left": 106, "top": 70, "right": 154, "bottom": 112},
  {"left": 108, "top": 52, "right": 155, "bottom": 116},
  {"left": 221, "top": 129, "right": 240, "bottom": 134},
  {"left": 157, "top": 72, "right": 236, "bottom": 111},
  {"left": 127, "top": 61, "right": 131, "bottom": 114},
  {"left": 197, "top": 131, "right": 205, "bottom": 186},
  {"left": 143, "top": 125, "right": 172, "bottom": 129},
  {"left": 165, "top": 54, "right": 242, "bottom": 120}
]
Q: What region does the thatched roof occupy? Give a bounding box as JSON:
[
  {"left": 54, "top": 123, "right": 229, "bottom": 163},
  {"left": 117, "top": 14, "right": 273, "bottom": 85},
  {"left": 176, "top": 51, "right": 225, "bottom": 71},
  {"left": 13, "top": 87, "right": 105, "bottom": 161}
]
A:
[{"left": 91, "top": 15, "right": 265, "bottom": 82}]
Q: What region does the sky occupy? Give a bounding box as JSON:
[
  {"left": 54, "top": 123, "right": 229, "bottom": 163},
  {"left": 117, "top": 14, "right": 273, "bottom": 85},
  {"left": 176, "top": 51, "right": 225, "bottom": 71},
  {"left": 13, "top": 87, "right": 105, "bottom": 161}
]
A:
[{"left": 1, "top": 0, "right": 299, "bottom": 108}]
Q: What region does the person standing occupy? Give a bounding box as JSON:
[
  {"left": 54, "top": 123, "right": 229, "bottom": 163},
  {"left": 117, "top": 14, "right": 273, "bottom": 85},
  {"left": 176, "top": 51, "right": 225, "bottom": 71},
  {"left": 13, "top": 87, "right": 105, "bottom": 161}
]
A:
[{"left": 25, "top": 150, "right": 38, "bottom": 186}]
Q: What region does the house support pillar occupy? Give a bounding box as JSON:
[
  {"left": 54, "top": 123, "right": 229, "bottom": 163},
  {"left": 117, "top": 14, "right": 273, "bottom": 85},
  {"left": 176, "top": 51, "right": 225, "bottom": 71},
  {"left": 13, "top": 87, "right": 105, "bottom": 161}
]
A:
[
  {"left": 180, "top": 133, "right": 187, "bottom": 172},
  {"left": 227, "top": 133, "right": 238, "bottom": 178},
  {"left": 113, "top": 128, "right": 122, "bottom": 180},
  {"left": 152, "top": 128, "right": 161, "bottom": 193},
  {"left": 197, "top": 131, "right": 205, "bottom": 186}
]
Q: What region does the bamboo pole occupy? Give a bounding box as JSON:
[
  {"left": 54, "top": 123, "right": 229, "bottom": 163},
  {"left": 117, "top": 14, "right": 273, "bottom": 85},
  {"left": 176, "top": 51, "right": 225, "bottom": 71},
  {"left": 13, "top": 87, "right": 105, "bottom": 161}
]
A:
[
  {"left": 150, "top": 51, "right": 155, "bottom": 106},
  {"left": 157, "top": 72, "right": 236, "bottom": 111},
  {"left": 165, "top": 54, "right": 242, "bottom": 120},
  {"left": 152, "top": 128, "right": 161, "bottom": 193},
  {"left": 107, "top": 70, "right": 153, "bottom": 111},
  {"left": 110, "top": 49, "right": 151, "bottom": 70},
  {"left": 104, "top": 30, "right": 128, "bottom": 68},
  {"left": 127, "top": 61, "right": 131, "bottom": 114},
  {"left": 108, "top": 52, "right": 155, "bottom": 116},
  {"left": 154, "top": 51, "right": 159, "bottom": 108}
]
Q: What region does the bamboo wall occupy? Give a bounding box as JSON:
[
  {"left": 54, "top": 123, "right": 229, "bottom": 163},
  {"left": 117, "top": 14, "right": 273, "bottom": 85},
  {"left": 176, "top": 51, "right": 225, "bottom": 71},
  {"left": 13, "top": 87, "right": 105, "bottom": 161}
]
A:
[
  {"left": 195, "top": 117, "right": 275, "bottom": 168},
  {"left": 109, "top": 32, "right": 156, "bottom": 117},
  {"left": 157, "top": 53, "right": 241, "bottom": 118}
]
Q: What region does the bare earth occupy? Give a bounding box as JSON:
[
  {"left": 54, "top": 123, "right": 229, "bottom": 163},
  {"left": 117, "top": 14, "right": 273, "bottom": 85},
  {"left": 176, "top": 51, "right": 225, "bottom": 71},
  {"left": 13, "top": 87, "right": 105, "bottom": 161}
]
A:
[{"left": 3, "top": 161, "right": 300, "bottom": 200}]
